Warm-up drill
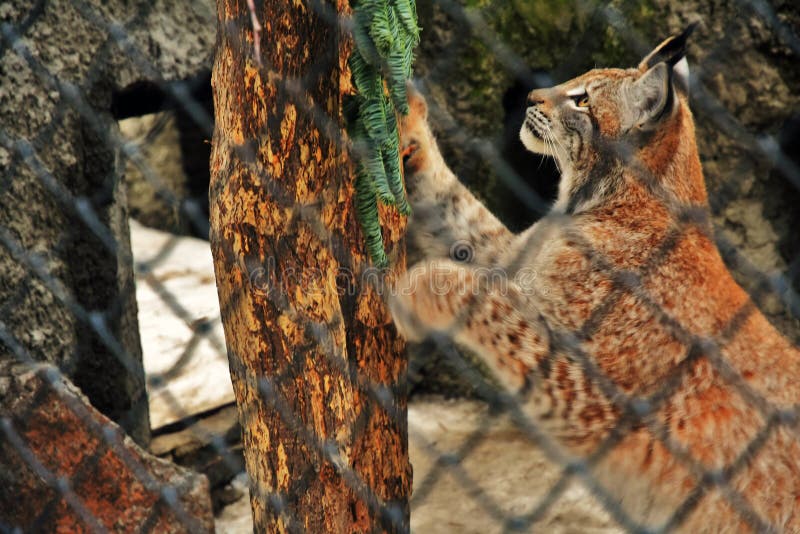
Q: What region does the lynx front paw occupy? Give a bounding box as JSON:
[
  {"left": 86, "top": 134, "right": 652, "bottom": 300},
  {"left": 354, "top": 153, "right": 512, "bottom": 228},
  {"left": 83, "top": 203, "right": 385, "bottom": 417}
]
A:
[
  {"left": 388, "top": 260, "right": 476, "bottom": 342},
  {"left": 388, "top": 292, "right": 426, "bottom": 343}
]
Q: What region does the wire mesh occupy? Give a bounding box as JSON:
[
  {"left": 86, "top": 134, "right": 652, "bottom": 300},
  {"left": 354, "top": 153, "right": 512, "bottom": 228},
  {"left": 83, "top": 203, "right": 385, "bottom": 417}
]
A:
[{"left": 1, "top": 0, "right": 799, "bottom": 532}]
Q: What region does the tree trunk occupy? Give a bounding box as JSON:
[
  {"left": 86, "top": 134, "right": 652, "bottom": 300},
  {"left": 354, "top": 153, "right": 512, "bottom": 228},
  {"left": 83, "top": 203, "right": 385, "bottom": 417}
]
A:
[{"left": 209, "top": 1, "right": 411, "bottom": 532}]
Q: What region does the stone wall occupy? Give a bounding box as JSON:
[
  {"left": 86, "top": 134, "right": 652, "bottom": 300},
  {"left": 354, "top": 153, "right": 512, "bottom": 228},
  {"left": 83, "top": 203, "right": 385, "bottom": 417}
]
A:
[{"left": 0, "top": 0, "right": 215, "bottom": 445}]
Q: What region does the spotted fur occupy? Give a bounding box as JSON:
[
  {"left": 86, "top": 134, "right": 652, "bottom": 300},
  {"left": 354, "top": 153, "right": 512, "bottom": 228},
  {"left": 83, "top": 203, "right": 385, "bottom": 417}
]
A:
[{"left": 391, "top": 27, "right": 800, "bottom": 532}]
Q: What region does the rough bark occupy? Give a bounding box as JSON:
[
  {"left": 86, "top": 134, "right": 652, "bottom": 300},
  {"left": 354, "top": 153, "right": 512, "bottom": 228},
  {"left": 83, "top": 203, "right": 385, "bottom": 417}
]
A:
[{"left": 209, "top": 1, "right": 411, "bottom": 532}]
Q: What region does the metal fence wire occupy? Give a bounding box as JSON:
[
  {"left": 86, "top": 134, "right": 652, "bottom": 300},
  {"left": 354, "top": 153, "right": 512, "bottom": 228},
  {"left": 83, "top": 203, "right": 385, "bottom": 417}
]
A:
[{"left": 1, "top": 0, "right": 800, "bottom": 532}]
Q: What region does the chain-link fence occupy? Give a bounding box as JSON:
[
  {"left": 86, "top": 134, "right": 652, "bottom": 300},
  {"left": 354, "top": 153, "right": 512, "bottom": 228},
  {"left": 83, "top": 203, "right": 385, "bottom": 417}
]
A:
[{"left": 2, "top": 0, "right": 799, "bottom": 532}]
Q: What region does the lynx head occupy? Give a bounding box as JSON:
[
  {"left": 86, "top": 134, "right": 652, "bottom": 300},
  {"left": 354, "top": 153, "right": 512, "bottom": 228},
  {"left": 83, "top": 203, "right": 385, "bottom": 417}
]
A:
[{"left": 521, "top": 24, "right": 702, "bottom": 212}]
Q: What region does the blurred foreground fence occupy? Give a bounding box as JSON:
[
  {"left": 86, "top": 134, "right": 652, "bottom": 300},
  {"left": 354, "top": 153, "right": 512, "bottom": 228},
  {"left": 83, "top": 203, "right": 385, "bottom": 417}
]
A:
[{"left": 1, "top": 0, "right": 800, "bottom": 532}]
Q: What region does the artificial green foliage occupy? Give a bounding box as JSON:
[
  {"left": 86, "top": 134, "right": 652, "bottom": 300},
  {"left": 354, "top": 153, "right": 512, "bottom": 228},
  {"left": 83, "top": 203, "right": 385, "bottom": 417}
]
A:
[{"left": 349, "top": 0, "right": 420, "bottom": 267}]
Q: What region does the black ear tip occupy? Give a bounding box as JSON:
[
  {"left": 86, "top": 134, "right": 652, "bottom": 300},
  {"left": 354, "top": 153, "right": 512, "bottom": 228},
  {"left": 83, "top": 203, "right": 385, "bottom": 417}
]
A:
[
  {"left": 643, "top": 22, "right": 700, "bottom": 69},
  {"left": 671, "top": 22, "right": 699, "bottom": 51},
  {"left": 661, "top": 22, "right": 699, "bottom": 67},
  {"left": 679, "top": 21, "right": 699, "bottom": 41}
]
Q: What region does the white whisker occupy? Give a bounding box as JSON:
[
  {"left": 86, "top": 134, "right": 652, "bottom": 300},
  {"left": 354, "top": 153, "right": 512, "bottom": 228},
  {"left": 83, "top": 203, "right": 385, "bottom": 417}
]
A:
[
  {"left": 548, "top": 127, "right": 569, "bottom": 167},
  {"left": 545, "top": 132, "right": 561, "bottom": 175},
  {"left": 543, "top": 130, "right": 561, "bottom": 174}
]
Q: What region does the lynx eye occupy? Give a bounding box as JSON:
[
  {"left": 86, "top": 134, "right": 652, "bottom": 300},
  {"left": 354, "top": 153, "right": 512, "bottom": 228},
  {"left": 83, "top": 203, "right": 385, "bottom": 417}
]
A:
[{"left": 571, "top": 94, "right": 590, "bottom": 108}]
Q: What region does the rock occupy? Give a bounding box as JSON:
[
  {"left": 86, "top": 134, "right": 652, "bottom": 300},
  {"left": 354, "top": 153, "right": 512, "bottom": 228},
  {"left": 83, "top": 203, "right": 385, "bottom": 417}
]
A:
[
  {"left": 150, "top": 404, "right": 239, "bottom": 457},
  {"left": 0, "top": 359, "right": 214, "bottom": 532},
  {"left": 106, "top": 1, "right": 215, "bottom": 89},
  {"left": 115, "top": 99, "right": 214, "bottom": 240},
  {"left": 215, "top": 471, "right": 250, "bottom": 510},
  {"left": 130, "top": 219, "right": 235, "bottom": 430},
  {"left": 119, "top": 113, "right": 189, "bottom": 234},
  {"left": 148, "top": 404, "right": 245, "bottom": 513},
  {"left": 0, "top": 0, "right": 215, "bottom": 446},
  {"left": 130, "top": 220, "right": 244, "bottom": 512},
  {"left": 216, "top": 494, "right": 253, "bottom": 534}
]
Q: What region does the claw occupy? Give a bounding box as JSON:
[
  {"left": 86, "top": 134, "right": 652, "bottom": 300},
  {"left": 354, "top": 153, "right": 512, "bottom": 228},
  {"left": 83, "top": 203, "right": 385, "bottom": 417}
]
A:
[{"left": 400, "top": 142, "right": 418, "bottom": 161}]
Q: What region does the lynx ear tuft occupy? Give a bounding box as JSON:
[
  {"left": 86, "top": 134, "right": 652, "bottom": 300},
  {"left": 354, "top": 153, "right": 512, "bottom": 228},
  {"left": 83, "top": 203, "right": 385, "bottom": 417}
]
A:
[{"left": 638, "top": 23, "right": 697, "bottom": 95}]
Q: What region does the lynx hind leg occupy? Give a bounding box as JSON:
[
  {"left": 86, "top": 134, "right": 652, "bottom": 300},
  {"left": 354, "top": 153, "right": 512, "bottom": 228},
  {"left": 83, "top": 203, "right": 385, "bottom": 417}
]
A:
[
  {"left": 399, "top": 82, "right": 435, "bottom": 177},
  {"left": 389, "top": 259, "right": 550, "bottom": 394}
]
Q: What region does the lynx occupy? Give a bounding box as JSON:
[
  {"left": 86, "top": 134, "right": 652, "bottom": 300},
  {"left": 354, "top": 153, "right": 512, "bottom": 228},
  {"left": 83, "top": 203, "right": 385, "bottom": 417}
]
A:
[{"left": 389, "top": 26, "right": 800, "bottom": 532}]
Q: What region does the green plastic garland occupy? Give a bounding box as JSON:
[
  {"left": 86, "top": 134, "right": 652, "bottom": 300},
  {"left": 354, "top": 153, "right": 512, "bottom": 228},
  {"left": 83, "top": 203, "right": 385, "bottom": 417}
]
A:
[{"left": 348, "top": 0, "right": 420, "bottom": 267}]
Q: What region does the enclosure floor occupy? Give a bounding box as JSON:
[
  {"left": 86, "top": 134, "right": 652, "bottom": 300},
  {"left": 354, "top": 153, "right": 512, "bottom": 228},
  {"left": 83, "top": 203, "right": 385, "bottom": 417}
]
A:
[
  {"left": 216, "top": 397, "right": 618, "bottom": 533},
  {"left": 132, "top": 219, "right": 234, "bottom": 430}
]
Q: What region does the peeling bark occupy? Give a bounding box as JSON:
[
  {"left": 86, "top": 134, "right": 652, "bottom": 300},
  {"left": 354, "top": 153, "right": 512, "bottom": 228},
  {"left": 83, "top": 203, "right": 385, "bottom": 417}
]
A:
[{"left": 209, "top": 1, "right": 411, "bottom": 532}]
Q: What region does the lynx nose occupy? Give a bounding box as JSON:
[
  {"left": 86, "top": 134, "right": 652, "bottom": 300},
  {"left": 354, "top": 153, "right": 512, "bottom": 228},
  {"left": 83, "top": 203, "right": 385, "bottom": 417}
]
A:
[{"left": 526, "top": 91, "right": 545, "bottom": 106}]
